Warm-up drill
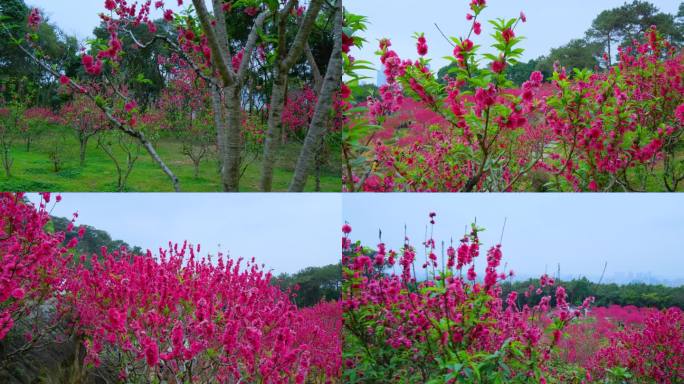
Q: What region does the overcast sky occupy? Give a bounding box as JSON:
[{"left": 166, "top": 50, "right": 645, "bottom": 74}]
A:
[
  {"left": 344, "top": 194, "right": 684, "bottom": 281},
  {"left": 26, "top": 0, "right": 212, "bottom": 40},
  {"left": 346, "top": 0, "right": 681, "bottom": 82},
  {"left": 28, "top": 193, "right": 341, "bottom": 275}
]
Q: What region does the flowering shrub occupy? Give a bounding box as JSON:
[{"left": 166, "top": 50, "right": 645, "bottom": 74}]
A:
[
  {"left": 293, "top": 301, "right": 343, "bottom": 381},
  {"left": 556, "top": 305, "right": 657, "bottom": 366},
  {"left": 343, "top": 213, "right": 684, "bottom": 383},
  {"left": 588, "top": 307, "right": 684, "bottom": 384},
  {"left": 0, "top": 193, "right": 340, "bottom": 382},
  {"left": 64, "top": 244, "right": 319, "bottom": 383},
  {"left": 151, "top": 65, "right": 215, "bottom": 178},
  {"left": 343, "top": 1, "right": 684, "bottom": 192},
  {"left": 0, "top": 193, "right": 76, "bottom": 354},
  {"left": 342, "top": 213, "right": 592, "bottom": 383},
  {"left": 60, "top": 94, "right": 109, "bottom": 166},
  {"left": 282, "top": 87, "right": 318, "bottom": 141},
  {"left": 20, "top": 107, "right": 61, "bottom": 152}
]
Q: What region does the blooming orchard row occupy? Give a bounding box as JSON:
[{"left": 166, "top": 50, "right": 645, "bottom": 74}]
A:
[
  {"left": 342, "top": 214, "right": 684, "bottom": 383},
  {"left": 0, "top": 193, "right": 341, "bottom": 383},
  {"left": 342, "top": 0, "right": 684, "bottom": 192},
  {"left": 0, "top": 60, "right": 323, "bottom": 188}
]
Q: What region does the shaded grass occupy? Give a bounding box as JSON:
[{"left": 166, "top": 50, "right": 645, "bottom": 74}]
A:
[{"left": 0, "top": 131, "right": 341, "bottom": 192}]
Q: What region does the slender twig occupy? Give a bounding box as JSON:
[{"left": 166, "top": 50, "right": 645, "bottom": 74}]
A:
[{"left": 434, "top": 23, "right": 456, "bottom": 48}]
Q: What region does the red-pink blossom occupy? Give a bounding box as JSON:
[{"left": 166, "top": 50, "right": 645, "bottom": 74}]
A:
[
  {"left": 27, "top": 8, "right": 41, "bottom": 29},
  {"left": 473, "top": 21, "right": 482, "bottom": 35}
]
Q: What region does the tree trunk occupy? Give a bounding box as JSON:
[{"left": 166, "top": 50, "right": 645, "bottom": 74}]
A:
[
  {"left": 222, "top": 85, "right": 243, "bottom": 191},
  {"left": 193, "top": 158, "right": 201, "bottom": 179},
  {"left": 71, "top": 334, "right": 86, "bottom": 384},
  {"left": 212, "top": 86, "right": 228, "bottom": 176},
  {"left": 260, "top": 70, "right": 288, "bottom": 192},
  {"left": 315, "top": 151, "right": 322, "bottom": 192},
  {"left": 2, "top": 149, "right": 11, "bottom": 178},
  {"left": 79, "top": 136, "right": 88, "bottom": 167},
  {"left": 281, "top": 79, "right": 289, "bottom": 145},
  {"left": 289, "top": 0, "right": 343, "bottom": 192}
]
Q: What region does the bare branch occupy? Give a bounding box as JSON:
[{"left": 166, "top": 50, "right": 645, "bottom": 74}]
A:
[
  {"left": 282, "top": 0, "right": 324, "bottom": 70},
  {"left": 124, "top": 28, "right": 219, "bottom": 88}
]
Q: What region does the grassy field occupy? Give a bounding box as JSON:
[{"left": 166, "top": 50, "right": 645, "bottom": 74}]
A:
[{"left": 0, "top": 132, "right": 340, "bottom": 192}]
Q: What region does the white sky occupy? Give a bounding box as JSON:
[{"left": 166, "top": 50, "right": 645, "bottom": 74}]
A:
[
  {"left": 344, "top": 194, "right": 684, "bottom": 281},
  {"left": 26, "top": 0, "right": 212, "bottom": 40},
  {"left": 345, "top": 0, "right": 681, "bottom": 82},
  {"left": 28, "top": 193, "right": 341, "bottom": 275}
]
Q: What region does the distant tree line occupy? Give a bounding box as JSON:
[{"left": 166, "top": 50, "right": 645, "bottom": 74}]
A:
[
  {"left": 50, "top": 215, "right": 142, "bottom": 257},
  {"left": 274, "top": 264, "right": 341, "bottom": 307},
  {"left": 432, "top": 1, "right": 684, "bottom": 86},
  {"left": 513, "top": 1, "right": 683, "bottom": 83},
  {"left": 501, "top": 277, "right": 684, "bottom": 310}
]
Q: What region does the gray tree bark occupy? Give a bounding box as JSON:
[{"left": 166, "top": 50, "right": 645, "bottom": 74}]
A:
[
  {"left": 211, "top": 85, "right": 227, "bottom": 176},
  {"left": 289, "top": 0, "right": 343, "bottom": 192},
  {"left": 223, "top": 85, "right": 243, "bottom": 191}
]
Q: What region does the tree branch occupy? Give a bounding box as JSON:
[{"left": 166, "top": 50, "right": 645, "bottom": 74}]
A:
[
  {"left": 282, "top": 0, "right": 324, "bottom": 70},
  {"left": 192, "top": 0, "right": 235, "bottom": 86},
  {"left": 124, "top": 29, "right": 219, "bottom": 88},
  {"left": 238, "top": 11, "right": 270, "bottom": 83},
  {"left": 289, "top": 0, "right": 342, "bottom": 191}
]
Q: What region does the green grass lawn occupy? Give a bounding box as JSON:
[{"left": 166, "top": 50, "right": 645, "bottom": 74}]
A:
[{"left": 0, "top": 133, "right": 341, "bottom": 192}]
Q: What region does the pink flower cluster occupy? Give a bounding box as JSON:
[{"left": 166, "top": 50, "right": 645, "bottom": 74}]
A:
[
  {"left": 27, "top": 8, "right": 41, "bottom": 29},
  {"left": 281, "top": 86, "right": 318, "bottom": 138},
  {"left": 0, "top": 193, "right": 74, "bottom": 342},
  {"left": 81, "top": 54, "right": 103, "bottom": 76},
  {"left": 589, "top": 307, "right": 684, "bottom": 383},
  {"left": 64, "top": 244, "right": 318, "bottom": 382},
  {"left": 343, "top": 213, "right": 591, "bottom": 381}
]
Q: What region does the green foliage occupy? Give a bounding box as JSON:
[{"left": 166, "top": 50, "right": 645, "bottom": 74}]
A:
[
  {"left": 274, "top": 263, "right": 341, "bottom": 307},
  {"left": 0, "top": 0, "right": 80, "bottom": 108},
  {"left": 534, "top": 39, "right": 603, "bottom": 76},
  {"left": 351, "top": 83, "right": 378, "bottom": 103},
  {"left": 51, "top": 215, "right": 142, "bottom": 259},
  {"left": 587, "top": 0, "right": 683, "bottom": 55}
]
